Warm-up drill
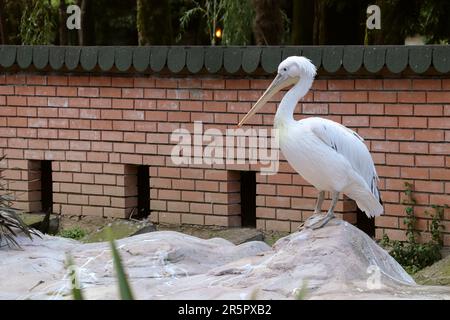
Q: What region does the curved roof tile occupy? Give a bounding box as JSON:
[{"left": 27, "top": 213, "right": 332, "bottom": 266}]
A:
[
  {"left": 343, "top": 46, "right": 363, "bottom": 73},
  {"left": 98, "top": 46, "right": 114, "bottom": 71},
  {"left": 0, "top": 46, "right": 16, "bottom": 68},
  {"left": 386, "top": 46, "right": 408, "bottom": 73},
  {"left": 49, "top": 46, "right": 65, "bottom": 70},
  {"left": 0, "top": 45, "right": 448, "bottom": 74},
  {"left": 323, "top": 46, "right": 343, "bottom": 73}
]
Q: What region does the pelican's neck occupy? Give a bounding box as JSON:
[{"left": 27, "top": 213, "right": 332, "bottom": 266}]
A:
[{"left": 274, "top": 77, "right": 313, "bottom": 128}]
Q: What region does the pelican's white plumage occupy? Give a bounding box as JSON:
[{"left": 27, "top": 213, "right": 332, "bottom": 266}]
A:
[{"left": 239, "top": 56, "right": 383, "bottom": 227}]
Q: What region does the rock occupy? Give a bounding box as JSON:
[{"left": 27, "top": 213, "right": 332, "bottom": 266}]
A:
[
  {"left": 1, "top": 219, "right": 450, "bottom": 300},
  {"left": 156, "top": 224, "right": 264, "bottom": 245},
  {"left": 209, "top": 228, "right": 264, "bottom": 245},
  {"left": 82, "top": 219, "right": 155, "bottom": 243},
  {"left": 414, "top": 255, "right": 450, "bottom": 286}
]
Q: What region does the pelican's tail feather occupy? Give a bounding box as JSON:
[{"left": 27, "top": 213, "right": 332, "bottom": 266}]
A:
[{"left": 344, "top": 182, "right": 384, "bottom": 218}]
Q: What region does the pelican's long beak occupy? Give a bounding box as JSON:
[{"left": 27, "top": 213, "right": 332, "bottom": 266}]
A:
[{"left": 238, "top": 73, "right": 298, "bottom": 127}]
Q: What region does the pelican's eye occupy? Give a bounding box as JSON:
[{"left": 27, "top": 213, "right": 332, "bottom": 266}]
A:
[{"left": 283, "top": 67, "right": 287, "bottom": 72}]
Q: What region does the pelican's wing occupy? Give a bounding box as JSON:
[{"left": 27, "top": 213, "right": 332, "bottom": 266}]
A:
[{"left": 308, "top": 118, "right": 380, "bottom": 200}]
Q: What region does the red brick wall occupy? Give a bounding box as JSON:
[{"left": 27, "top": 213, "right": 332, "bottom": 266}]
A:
[{"left": 0, "top": 73, "right": 449, "bottom": 245}]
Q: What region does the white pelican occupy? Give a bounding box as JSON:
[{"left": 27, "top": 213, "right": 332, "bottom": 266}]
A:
[{"left": 238, "top": 56, "right": 383, "bottom": 229}]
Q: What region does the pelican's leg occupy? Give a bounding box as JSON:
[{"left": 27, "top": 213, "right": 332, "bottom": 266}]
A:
[
  {"left": 307, "top": 191, "right": 339, "bottom": 230},
  {"left": 301, "top": 191, "right": 325, "bottom": 228},
  {"left": 313, "top": 191, "right": 325, "bottom": 214}
]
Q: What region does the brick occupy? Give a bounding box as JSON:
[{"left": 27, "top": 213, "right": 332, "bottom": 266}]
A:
[
  {"left": 369, "top": 92, "right": 396, "bottom": 103},
  {"left": 342, "top": 116, "right": 369, "bottom": 127},
  {"left": 8, "top": 96, "right": 27, "bottom": 106},
  {"left": 100, "top": 87, "right": 121, "bottom": 98},
  {"left": 182, "top": 191, "right": 204, "bottom": 202},
  {"left": 26, "top": 97, "right": 47, "bottom": 107},
  {"left": 69, "top": 97, "right": 89, "bottom": 108},
  {"left": 386, "top": 154, "right": 414, "bottom": 166},
  {"left": 430, "top": 143, "right": 450, "bottom": 155},
  {"left": 204, "top": 215, "right": 240, "bottom": 227},
  {"left": 186, "top": 203, "right": 211, "bottom": 215},
  {"left": 415, "top": 130, "right": 444, "bottom": 142},
  {"left": 370, "top": 116, "right": 398, "bottom": 128},
  {"left": 384, "top": 104, "right": 413, "bottom": 115},
  {"left": 79, "top": 109, "right": 100, "bottom": 119},
  {"left": 123, "top": 110, "right": 144, "bottom": 120},
  {"left": 15, "top": 86, "right": 35, "bottom": 95},
  {"left": 398, "top": 92, "right": 426, "bottom": 103},
  {"left": 112, "top": 99, "right": 134, "bottom": 109},
  {"left": 314, "top": 91, "right": 340, "bottom": 102},
  {"left": 355, "top": 79, "right": 382, "bottom": 90},
  {"left": 0, "top": 85, "right": 14, "bottom": 94},
  {"left": 427, "top": 92, "right": 450, "bottom": 103},
  {"left": 386, "top": 129, "right": 414, "bottom": 140},
  {"left": 133, "top": 77, "right": 154, "bottom": 88},
  {"left": 383, "top": 79, "right": 411, "bottom": 90},
  {"left": 302, "top": 103, "right": 328, "bottom": 114},
  {"left": 157, "top": 100, "right": 179, "bottom": 110},
  {"left": 61, "top": 204, "right": 82, "bottom": 215},
  {"left": 399, "top": 142, "right": 428, "bottom": 154},
  {"left": 414, "top": 105, "right": 443, "bottom": 116},
  {"left": 38, "top": 107, "right": 58, "bottom": 118},
  {"left": 265, "top": 220, "right": 291, "bottom": 232},
  {"left": 371, "top": 141, "right": 399, "bottom": 152},
  {"left": 58, "top": 108, "right": 79, "bottom": 118},
  {"left": 89, "top": 195, "right": 110, "bottom": 206},
  {"left": 429, "top": 118, "right": 450, "bottom": 129},
  {"left": 110, "top": 77, "right": 133, "bottom": 87},
  {"left": 69, "top": 119, "right": 90, "bottom": 129},
  {"left": 327, "top": 79, "right": 354, "bottom": 90},
  {"left": 356, "top": 103, "right": 383, "bottom": 114},
  {"left": 416, "top": 155, "right": 444, "bottom": 167},
  {"left": 358, "top": 128, "right": 386, "bottom": 140},
  {"left": 340, "top": 91, "right": 367, "bottom": 102},
  {"left": 168, "top": 201, "right": 190, "bottom": 212},
  {"left": 265, "top": 196, "right": 290, "bottom": 208},
  {"left": 181, "top": 213, "right": 205, "bottom": 225},
  {"left": 159, "top": 212, "right": 181, "bottom": 224},
  {"left": 399, "top": 117, "right": 427, "bottom": 128},
  {"left": 400, "top": 167, "right": 429, "bottom": 179}
]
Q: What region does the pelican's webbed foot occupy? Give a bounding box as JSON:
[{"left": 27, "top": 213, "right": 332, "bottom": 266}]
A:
[{"left": 303, "top": 211, "right": 335, "bottom": 230}]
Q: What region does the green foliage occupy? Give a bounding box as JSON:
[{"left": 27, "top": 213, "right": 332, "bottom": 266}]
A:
[
  {"left": 59, "top": 227, "right": 87, "bottom": 240},
  {"left": 19, "top": 0, "right": 56, "bottom": 44},
  {"left": 221, "top": 0, "right": 254, "bottom": 45},
  {"left": 178, "top": 0, "right": 225, "bottom": 45},
  {"left": 0, "top": 156, "right": 39, "bottom": 248},
  {"left": 106, "top": 228, "right": 134, "bottom": 300},
  {"left": 381, "top": 182, "right": 447, "bottom": 274}
]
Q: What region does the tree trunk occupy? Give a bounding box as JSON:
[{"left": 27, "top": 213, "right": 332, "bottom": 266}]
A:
[
  {"left": 137, "top": 0, "right": 173, "bottom": 45},
  {"left": 77, "top": 0, "right": 94, "bottom": 45},
  {"left": 59, "top": 0, "right": 67, "bottom": 45},
  {"left": 291, "top": 0, "right": 314, "bottom": 45},
  {"left": 0, "top": 0, "right": 7, "bottom": 44},
  {"left": 313, "top": 0, "right": 326, "bottom": 45},
  {"left": 252, "top": 0, "right": 283, "bottom": 45}
]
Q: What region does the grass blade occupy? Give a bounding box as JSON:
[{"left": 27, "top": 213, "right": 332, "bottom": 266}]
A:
[{"left": 106, "top": 227, "right": 134, "bottom": 300}]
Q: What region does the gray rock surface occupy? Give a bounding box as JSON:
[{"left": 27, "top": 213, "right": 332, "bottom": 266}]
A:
[{"left": 1, "top": 219, "right": 450, "bottom": 300}]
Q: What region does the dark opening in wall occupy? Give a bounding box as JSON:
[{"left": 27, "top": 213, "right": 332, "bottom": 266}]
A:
[
  {"left": 356, "top": 208, "right": 375, "bottom": 237},
  {"left": 240, "top": 171, "right": 256, "bottom": 228},
  {"left": 136, "top": 165, "right": 150, "bottom": 218},
  {"left": 40, "top": 160, "right": 53, "bottom": 213}
]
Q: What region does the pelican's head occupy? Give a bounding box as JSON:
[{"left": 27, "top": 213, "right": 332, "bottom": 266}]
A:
[{"left": 238, "top": 56, "right": 316, "bottom": 127}]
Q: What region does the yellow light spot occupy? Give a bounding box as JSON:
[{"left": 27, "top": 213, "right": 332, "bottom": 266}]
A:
[{"left": 215, "top": 28, "right": 222, "bottom": 39}]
